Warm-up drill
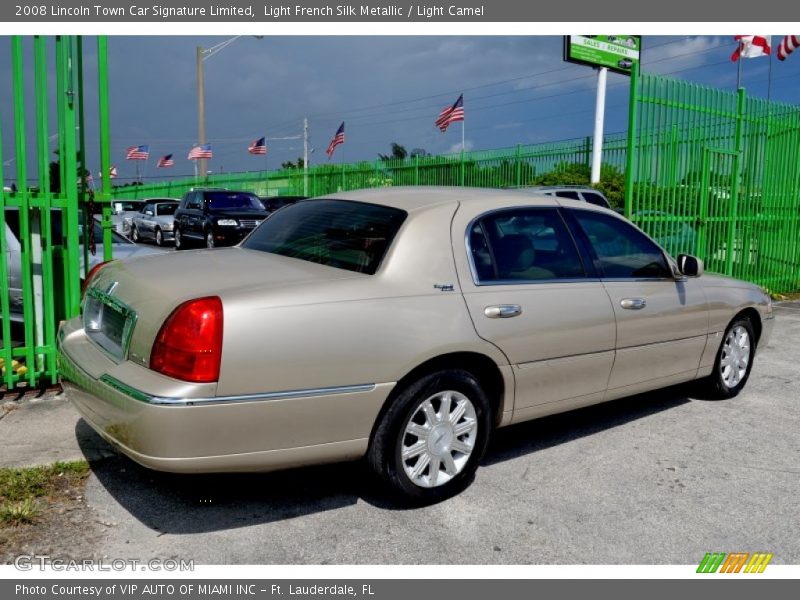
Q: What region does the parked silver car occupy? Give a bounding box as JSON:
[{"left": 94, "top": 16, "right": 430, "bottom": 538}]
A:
[
  {"left": 58, "top": 187, "right": 773, "bottom": 503},
  {"left": 101, "top": 200, "right": 144, "bottom": 237},
  {"left": 129, "top": 199, "right": 180, "bottom": 246},
  {"left": 2, "top": 208, "right": 165, "bottom": 324}
]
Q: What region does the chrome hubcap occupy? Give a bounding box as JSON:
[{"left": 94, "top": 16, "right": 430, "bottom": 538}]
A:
[
  {"left": 401, "top": 390, "right": 478, "bottom": 488},
  {"left": 720, "top": 325, "right": 750, "bottom": 389}
]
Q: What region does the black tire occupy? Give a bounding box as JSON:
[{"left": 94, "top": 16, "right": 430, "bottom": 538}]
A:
[
  {"left": 130, "top": 226, "right": 139, "bottom": 243},
  {"left": 174, "top": 227, "right": 186, "bottom": 250},
  {"left": 696, "top": 316, "right": 757, "bottom": 399},
  {"left": 154, "top": 227, "right": 163, "bottom": 247},
  {"left": 367, "top": 369, "right": 493, "bottom": 505},
  {"left": 205, "top": 230, "right": 215, "bottom": 249}
]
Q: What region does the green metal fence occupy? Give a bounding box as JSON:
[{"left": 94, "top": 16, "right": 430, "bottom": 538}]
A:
[
  {"left": 113, "top": 134, "right": 630, "bottom": 201},
  {"left": 624, "top": 63, "right": 800, "bottom": 294},
  {"left": 1, "top": 35, "right": 112, "bottom": 390}
]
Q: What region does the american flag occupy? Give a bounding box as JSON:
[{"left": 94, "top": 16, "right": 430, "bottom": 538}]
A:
[
  {"left": 99, "top": 166, "right": 117, "bottom": 179},
  {"left": 157, "top": 154, "right": 174, "bottom": 168},
  {"left": 326, "top": 122, "right": 345, "bottom": 158},
  {"left": 126, "top": 145, "right": 150, "bottom": 160},
  {"left": 188, "top": 144, "right": 213, "bottom": 160},
  {"left": 248, "top": 137, "right": 267, "bottom": 155},
  {"left": 778, "top": 35, "right": 800, "bottom": 61},
  {"left": 731, "top": 36, "right": 771, "bottom": 62},
  {"left": 436, "top": 94, "right": 464, "bottom": 133}
]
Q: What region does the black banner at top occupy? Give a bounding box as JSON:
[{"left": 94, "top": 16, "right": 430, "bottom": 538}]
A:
[{"left": 3, "top": 0, "right": 800, "bottom": 22}]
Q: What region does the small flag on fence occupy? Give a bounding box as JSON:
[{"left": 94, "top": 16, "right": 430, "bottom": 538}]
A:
[
  {"left": 125, "top": 145, "right": 150, "bottom": 160},
  {"left": 436, "top": 94, "right": 465, "bottom": 133},
  {"left": 157, "top": 154, "right": 174, "bottom": 168},
  {"left": 731, "top": 36, "right": 772, "bottom": 61},
  {"left": 248, "top": 137, "right": 268, "bottom": 155},
  {"left": 326, "top": 123, "right": 345, "bottom": 158},
  {"left": 778, "top": 35, "right": 800, "bottom": 61},
  {"left": 188, "top": 144, "right": 213, "bottom": 160}
]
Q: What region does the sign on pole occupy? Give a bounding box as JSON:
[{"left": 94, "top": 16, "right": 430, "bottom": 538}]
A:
[{"left": 563, "top": 35, "right": 641, "bottom": 76}]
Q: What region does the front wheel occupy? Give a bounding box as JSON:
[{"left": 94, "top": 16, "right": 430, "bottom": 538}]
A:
[
  {"left": 174, "top": 227, "right": 185, "bottom": 250},
  {"left": 205, "top": 230, "right": 215, "bottom": 249},
  {"left": 130, "top": 226, "right": 139, "bottom": 243},
  {"left": 367, "top": 369, "right": 492, "bottom": 504},
  {"left": 697, "top": 316, "right": 756, "bottom": 399},
  {"left": 154, "top": 227, "right": 163, "bottom": 247}
]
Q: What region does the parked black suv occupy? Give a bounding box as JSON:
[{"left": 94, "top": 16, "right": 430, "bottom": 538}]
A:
[{"left": 174, "top": 189, "right": 269, "bottom": 249}]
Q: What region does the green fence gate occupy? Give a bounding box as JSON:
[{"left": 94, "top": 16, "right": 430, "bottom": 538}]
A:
[
  {"left": 1, "top": 35, "right": 113, "bottom": 391},
  {"left": 625, "top": 63, "right": 800, "bottom": 293}
]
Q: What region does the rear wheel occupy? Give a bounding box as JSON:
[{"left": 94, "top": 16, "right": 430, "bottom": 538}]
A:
[
  {"left": 697, "top": 316, "right": 756, "bottom": 399},
  {"left": 367, "top": 369, "right": 492, "bottom": 504},
  {"left": 155, "top": 227, "right": 163, "bottom": 247}
]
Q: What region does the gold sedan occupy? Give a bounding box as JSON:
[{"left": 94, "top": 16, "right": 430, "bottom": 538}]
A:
[{"left": 58, "top": 187, "right": 774, "bottom": 503}]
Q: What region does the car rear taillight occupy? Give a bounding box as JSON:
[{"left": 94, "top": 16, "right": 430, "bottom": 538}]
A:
[
  {"left": 82, "top": 261, "right": 113, "bottom": 299},
  {"left": 150, "top": 297, "right": 223, "bottom": 383}
]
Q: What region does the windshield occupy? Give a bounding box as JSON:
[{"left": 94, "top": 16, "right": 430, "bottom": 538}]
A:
[
  {"left": 156, "top": 203, "right": 178, "bottom": 216},
  {"left": 205, "top": 192, "right": 263, "bottom": 211},
  {"left": 242, "top": 199, "right": 407, "bottom": 275}
]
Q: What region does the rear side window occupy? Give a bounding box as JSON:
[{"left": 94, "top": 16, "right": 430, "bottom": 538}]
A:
[
  {"left": 242, "top": 199, "right": 407, "bottom": 275},
  {"left": 469, "top": 208, "right": 585, "bottom": 283},
  {"left": 581, "top": 192, "right": 611, "bottom": 208},
  {"left": 554, "top": 191, "right": 581, "bottom": 201},
  {"left": 572, "top": 210, "right": 671, "bottom": 279}
]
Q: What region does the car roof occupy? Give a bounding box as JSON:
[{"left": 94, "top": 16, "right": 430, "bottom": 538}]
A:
[{"left": 317, "top": 186, "right": 615, "bottom": 215}]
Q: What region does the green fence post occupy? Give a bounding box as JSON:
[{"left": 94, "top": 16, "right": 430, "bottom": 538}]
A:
[
  {"left": 12, "top": 37, "right": 37, "bottom": 386},
  {"left": 725, "top": 87, "right": 746, "bottom": 276},
  {"left": 0, "top": 52, "right": 13, "bottom": 389},
  {"left": 97, "top": 36, "right": 113, "bottom": 262},
  {"left": 35, "top": 36, "right": 58, "bottom": 385},
  {"left": 624, "top": 61, "right": 640, "bottom": 220},
  {"left": 584, "top": 136, "right": 592, "bottom": 171},
  {"left": 515, "top": 144, "right": 522, "bottom": 187}
]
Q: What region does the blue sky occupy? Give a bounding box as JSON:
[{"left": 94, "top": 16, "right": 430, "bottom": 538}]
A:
[{"left": 2, "top": 35, "right": 800, "bottom": 185}]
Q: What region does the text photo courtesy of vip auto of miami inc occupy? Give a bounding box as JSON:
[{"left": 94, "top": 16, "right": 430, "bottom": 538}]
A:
[{"left": 0, "top": 29, "right": 799, "bottom": 577}]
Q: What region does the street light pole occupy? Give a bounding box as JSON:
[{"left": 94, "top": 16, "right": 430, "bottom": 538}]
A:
[
  {"left": 196, "top": 45, "right": 207, "bottom": 179},
  {"left": 195, "top": 37, "right": 262, "bottom": 182}
]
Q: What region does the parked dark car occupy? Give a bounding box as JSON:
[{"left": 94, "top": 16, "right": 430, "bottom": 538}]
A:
[
  {"left": 174, "top": 189, "right": 269, "bottom": 249},
  {"left": 259, "top": 196, "right": 308, "bottom": 213}
]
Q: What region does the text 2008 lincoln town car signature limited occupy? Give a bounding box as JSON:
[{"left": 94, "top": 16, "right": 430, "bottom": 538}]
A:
[{"left": 58, "top": 187, "right": 774, "bottom": 502}]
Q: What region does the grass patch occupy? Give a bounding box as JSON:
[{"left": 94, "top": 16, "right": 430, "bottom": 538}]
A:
[{"left": 0, "top": 461, "right": 89, "bottom": 526}]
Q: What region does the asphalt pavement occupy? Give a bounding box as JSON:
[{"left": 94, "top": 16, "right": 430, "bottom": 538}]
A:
[{"left": 52, "top": 302, "right": 798, "bottom": 564}]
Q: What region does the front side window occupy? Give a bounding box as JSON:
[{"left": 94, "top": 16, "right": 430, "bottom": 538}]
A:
[
  {"left": 572, "top": 210, "right": 671, "bottom": 279},
  {"left": 469, "top": 207, "right": 585, "bottom": 283},
  {"left": 242, "top": 199, "right": 407, "bottom": 275}
]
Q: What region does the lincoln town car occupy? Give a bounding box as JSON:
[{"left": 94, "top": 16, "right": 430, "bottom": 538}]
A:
[{"left": 58, "top": 187, "right": 774, "bottom": 503}]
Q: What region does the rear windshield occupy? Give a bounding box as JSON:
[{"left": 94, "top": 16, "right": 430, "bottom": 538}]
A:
[
  {"left": 204, "top": 192, "right": 263, "bottom": 211},
  {"left": 242, "top": 199, "right": 407, "bottom": 275}
]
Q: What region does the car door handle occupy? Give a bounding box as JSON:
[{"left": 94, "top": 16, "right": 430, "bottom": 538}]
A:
[
  {"left": 484, "top": 304, "right": 522, "bottom": 318},
  {"left": 620, "top": 298, "right": 647, "bottom": 310}
]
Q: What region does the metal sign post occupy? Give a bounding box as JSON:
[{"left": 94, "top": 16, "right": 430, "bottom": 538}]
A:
[{"left": 591, "top": 67, "right": 608, "bottom": 184}]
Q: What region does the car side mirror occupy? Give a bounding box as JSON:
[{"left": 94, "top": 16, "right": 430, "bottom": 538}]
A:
[
  {"left": 677, "top": 254, "right": 703, "bottom": 277},
  {"left": 145, "top": 210, "right": 154, "bottom": 216}
]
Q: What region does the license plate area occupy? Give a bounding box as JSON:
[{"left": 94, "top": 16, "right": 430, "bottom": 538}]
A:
[{"left": 83, "top": 288, "right": 137, "bottom": 362}]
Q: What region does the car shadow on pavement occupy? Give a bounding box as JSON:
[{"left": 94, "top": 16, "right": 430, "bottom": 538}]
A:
[{"left": 77, "top": 385, "right": 691, "bottom": 534}]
